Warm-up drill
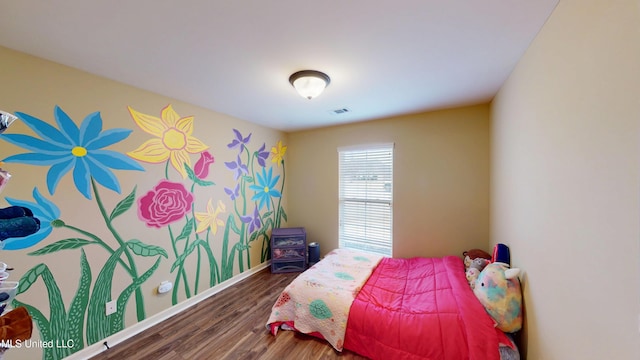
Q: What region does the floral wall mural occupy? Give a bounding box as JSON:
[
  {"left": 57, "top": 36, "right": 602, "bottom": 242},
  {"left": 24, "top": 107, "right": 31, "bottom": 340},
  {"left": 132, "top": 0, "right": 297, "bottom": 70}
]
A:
[{"left": 0, "top": 103, "right": 287, "bottom": 359}]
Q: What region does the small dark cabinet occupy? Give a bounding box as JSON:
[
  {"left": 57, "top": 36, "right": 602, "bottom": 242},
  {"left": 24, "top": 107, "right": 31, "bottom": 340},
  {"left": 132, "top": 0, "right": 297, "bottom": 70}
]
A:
[{"left": 271, "top": 227, "right": 306, "bottom": 273}]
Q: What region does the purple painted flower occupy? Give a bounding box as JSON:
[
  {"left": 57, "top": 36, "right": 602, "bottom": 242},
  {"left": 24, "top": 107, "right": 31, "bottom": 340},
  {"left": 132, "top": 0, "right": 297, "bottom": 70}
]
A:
[
  {"left": 138, "top": 180, "right": 194, "bottom": 228},
  {"left": 227, "top": 129, "right": 251, "bottom": 153},
  {"left": 240, "top": 206, "right": 262, "bottom": 234},
  {"left": 194, "top": 151, "right": 214, "bottom": 179},
  {"left": 224, "top": 183, "right": 240, "bottom": 201},
  {"left": 224, "top": 155, "right": 248, "bottom": 181},
  {"left": 256, "top": 143, "right": 269, "bottom": 167}
]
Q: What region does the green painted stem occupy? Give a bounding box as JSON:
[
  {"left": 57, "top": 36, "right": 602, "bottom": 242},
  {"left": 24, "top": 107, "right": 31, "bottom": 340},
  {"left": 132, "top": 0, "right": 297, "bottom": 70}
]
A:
[
  {"left": 239, "top": 171, "right": 248, "bottom": 272},
  {"left": 195, "top": 245, "right": 202, "bottom": 294},
  {"left": 172, "top": 269, "right": 181, "bottom": 305},
  {"left": 180, "top": 221, "right": 193, "bottom": 299},
  {"left": 203, "top": 235, "right": 220, "bottom": 286},
  {"left": 91, "top": 179, "right": 146, "bottom": 321},
  {"left": 61, "top": 224, "right": 132, "bottom": 273},
  {"left": 167, "top": 225, "right": 191, "bottom": 301},
  {"left": 190, "top": 183, "right": 201, "bottom": 295},
  {"left": 221, "top": 215, "right": 233, "bottom": 280},
  {"left": 275, "top": 161, "right": 285, "bottom": 228}
]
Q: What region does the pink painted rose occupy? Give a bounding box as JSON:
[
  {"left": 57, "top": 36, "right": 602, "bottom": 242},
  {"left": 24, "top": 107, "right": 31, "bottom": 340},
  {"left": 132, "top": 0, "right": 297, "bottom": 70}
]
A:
[
  {"left": 138, "top": 180, "right": 194, "bottom": 228},
  {"left": 194, "top": 151, "right": 214, "bottom": 179}
]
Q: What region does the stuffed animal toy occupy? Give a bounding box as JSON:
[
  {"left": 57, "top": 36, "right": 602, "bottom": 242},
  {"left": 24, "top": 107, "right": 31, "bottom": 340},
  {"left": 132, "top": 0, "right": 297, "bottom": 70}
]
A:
[
  {"left": 469, "top": 257, "right": 490, "bottom": 271},
  {"left": 463, "top": 248, "right": 492, "bottom": 261},
  {"left": 464, "top": 257, "right": 490, "bottom": 289},
  {"left": 473, "top": 262, "right": 523, "bottom": 333}
]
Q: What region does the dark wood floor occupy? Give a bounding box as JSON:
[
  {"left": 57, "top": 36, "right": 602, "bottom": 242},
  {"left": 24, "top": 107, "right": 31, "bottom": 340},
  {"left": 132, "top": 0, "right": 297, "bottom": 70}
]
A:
[{"left": 91, "top": 268, "right": 367, "bottom": 360}]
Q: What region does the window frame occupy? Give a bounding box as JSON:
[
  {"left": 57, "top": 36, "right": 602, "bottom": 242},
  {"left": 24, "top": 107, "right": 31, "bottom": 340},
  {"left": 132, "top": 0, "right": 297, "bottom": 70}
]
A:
[{"left": 337, "top": 143, "right": 394, "bottom": 257}]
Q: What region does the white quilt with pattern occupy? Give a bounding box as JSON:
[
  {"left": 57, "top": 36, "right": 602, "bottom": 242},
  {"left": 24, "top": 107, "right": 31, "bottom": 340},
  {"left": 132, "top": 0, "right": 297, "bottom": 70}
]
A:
[{"left": 266, "top": 248, "right": 383, "bottom": 351}]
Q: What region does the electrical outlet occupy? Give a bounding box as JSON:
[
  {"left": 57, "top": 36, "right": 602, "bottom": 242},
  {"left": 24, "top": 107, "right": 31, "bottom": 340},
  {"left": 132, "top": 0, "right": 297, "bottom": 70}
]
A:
[{"left": 105, "top": 300, "right": 116, "bottom": 316}]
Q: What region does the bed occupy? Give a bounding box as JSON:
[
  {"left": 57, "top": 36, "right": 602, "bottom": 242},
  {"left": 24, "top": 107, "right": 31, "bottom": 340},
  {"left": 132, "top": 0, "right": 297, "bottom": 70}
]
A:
[{"left": 266, "top": 248, "right": 519, "bottom": 360}]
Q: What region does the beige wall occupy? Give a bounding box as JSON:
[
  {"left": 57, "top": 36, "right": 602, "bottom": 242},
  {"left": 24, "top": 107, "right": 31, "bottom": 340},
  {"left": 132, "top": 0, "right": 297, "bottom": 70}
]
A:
[
  {"left": 491, "top": 0, "right": 640, "bottom": 359},
  {"left": 287, "top": 105, "right": 491, "bottom": 259},
  {"left": 0, "top": 46, "right": 287, "bottom": 359}
]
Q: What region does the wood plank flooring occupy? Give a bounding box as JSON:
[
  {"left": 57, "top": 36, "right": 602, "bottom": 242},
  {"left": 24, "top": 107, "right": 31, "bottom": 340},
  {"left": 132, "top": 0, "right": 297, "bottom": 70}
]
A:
[{"left": 90, "top": 268, "right": 367, "bottom": 360}]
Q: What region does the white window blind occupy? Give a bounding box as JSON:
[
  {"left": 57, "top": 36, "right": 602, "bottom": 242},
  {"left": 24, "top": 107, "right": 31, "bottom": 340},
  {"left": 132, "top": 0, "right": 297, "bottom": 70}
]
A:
[{"left": 338, "top": 143, "right": 393, "bottom": 257}]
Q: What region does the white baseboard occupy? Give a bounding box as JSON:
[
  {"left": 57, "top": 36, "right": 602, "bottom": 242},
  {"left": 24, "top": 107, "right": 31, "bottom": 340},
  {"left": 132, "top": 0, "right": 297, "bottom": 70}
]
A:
[{"left": 65, "top": 261, "right": 270, "bottom": 360}]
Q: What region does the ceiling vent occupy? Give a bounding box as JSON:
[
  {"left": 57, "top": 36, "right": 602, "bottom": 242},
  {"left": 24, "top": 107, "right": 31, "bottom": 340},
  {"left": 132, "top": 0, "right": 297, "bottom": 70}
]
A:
[{"left": 330, "top": 108, "right": 351, "bottom": 115}]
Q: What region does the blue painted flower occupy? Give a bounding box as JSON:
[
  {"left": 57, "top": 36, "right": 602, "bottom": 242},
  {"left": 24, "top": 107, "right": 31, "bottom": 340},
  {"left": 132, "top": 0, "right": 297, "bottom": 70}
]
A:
[
  {"left": 255, "top": 143, "right": 269, "bottom": 167},
  {"left": 224, "top": 155, "right": 249, "bottom": 181},
  {"left": 0, "top": 106, "right": 144, "bottom": 199},
  {"left": 2, "top": 188, "right": 60, "bottom": 250},
  {"left": 224, "top": 183, "right": 240, "bottom": 201},
  {"left": 240, "top": 206, "right": 262, "bottom": 234},
  {"left": 249, "top": 167, "right": 281, "bottom": 210},
  {"left": 227, "top": 129, "right": 251, "bottom": 153}
]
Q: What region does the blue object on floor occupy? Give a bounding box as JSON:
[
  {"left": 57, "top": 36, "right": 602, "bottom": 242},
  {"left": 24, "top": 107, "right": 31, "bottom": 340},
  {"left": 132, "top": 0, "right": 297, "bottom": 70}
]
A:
[{"left": 308, "top": 242, "right": 320, "bottom": 266}]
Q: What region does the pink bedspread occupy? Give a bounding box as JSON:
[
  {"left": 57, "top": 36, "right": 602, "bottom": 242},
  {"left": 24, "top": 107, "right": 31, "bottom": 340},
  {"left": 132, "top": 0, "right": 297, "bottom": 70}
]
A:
[{"left": 344, "top": 256, "right": 504, "bottom": 360}]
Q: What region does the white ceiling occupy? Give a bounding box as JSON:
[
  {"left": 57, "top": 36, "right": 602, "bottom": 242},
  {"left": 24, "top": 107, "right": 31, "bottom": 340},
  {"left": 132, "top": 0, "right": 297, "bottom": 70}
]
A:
[{"left": 0, "top": 0, "right": 559, "bottom": 132}]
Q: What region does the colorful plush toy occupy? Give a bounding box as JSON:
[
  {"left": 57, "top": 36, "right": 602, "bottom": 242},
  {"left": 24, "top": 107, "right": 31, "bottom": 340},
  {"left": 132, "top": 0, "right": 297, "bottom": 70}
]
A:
[
  {"left": 464, "top": 257, "right": 490, "bottom": 289},
  {"left": 463, "top": 244, "right": 523, "bottom": 334},
  {"left": 472, "top": 245, "right": 523, "bottom": 333}
]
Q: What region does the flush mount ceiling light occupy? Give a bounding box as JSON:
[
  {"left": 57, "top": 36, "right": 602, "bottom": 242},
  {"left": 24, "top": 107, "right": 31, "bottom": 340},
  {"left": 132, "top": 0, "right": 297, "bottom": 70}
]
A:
[{"left": 288, "top": 70, "right": 330, "bottom": 100}]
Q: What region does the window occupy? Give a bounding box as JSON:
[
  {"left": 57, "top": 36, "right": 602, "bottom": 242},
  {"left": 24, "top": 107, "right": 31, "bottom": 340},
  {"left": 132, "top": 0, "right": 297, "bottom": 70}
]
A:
[{"left": 338, "top": 143, "right": 393, "bottom": 256}]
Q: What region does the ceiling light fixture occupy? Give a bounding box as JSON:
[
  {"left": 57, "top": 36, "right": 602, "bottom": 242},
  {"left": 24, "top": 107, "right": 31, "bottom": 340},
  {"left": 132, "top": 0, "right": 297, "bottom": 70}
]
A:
[{"left": 288, "top": 70, "right": 330, "bottom": 100}]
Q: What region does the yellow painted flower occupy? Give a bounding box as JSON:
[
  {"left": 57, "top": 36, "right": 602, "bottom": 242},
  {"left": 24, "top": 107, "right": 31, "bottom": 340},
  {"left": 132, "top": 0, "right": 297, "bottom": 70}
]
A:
[
  {"left": 195, "top": 199, "right": 226, "bottom": 235},
  {"left": 271, "top": 140, "right": 287, "bottom": 166},
  {"left": 127, "top": 105, "right": 208, "bottom": 178}
]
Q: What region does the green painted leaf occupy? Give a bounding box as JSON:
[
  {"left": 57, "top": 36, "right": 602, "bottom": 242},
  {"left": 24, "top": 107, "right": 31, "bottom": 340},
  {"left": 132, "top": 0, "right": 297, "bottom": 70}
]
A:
[
  {"left": 12, "top": 300, "right": 54, "bottom": 360},
  {"left": 263, "top": 211, "right": 273, "bottom": 218},
  {"left": 280, "top": 206, "right": 288, "bottom": 222},
  {"left": 225, "top": 243, "right": 237, "bottom": 280},
  {"left": 16, "top": 263, "right": 47, "bottom": 294},
  {"left": 198, "top": 241, "right": 220, "bottom": 287},
  {"left": 221, "top": 215, "right": 233, "bottom": 280},
  {"left": 242, "top": 175, "right": 254, "bottom": 183},
  {"left": 65, "top": 249, "right": 92, "bottom": 353},
  {"left": 261, "top": 235, "right": 271, "bottom": 263},
  {"left": 233, "top": 242, "right": 245, "bottom": 273},
  {"left": 109, "top": 186, "right": 137, "bottom": 221},
  {"left": 228, "top": 216, "right": 241, "bottom": 235},
  {"left": 175, "top": 217, "right": 194, "bottom": 242},
  {"left": 195, "top": 178, "right": 215, "bottom": 187},
  {"left": 249, "top": 230, "right": 259, "bottom": 243},
  {"left": 185, "top": 163, "right": 197, "bottom": 182},
  {"left": 263, "top": 217, "right": 274, "bottom": 231},
  {"left": 309, "top": 299, "right": 332, "bottom": 319},
  {"left": 86, "top": 247, "right": 125, "bottom": 345},
  {"left": 40, "top": 266, "right": 67, "bottom": 359},
  {"left": 127, "top": 239, "right": 169, "bottom": 258},
  {"left": 185, "top": 163, "right": 215, "bottom": 186},
  {"left": 111, "top": 257, "right": 162, "bottom": 331},
  {"left": 28, "top": 238, "right": 94, "bottom": 256},
  {"left": 170, "top": 239, "right": 202, "bottom": 272}
]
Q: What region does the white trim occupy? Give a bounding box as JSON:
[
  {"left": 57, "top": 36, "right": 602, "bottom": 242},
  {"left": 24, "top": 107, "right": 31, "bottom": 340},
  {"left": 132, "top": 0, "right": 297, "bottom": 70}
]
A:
[
  {"left": 64, "top": 261, "right": 271, "bottom": 360},
  {"left": 337, "top": 142, "right": 395, "bottom": 152}
]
